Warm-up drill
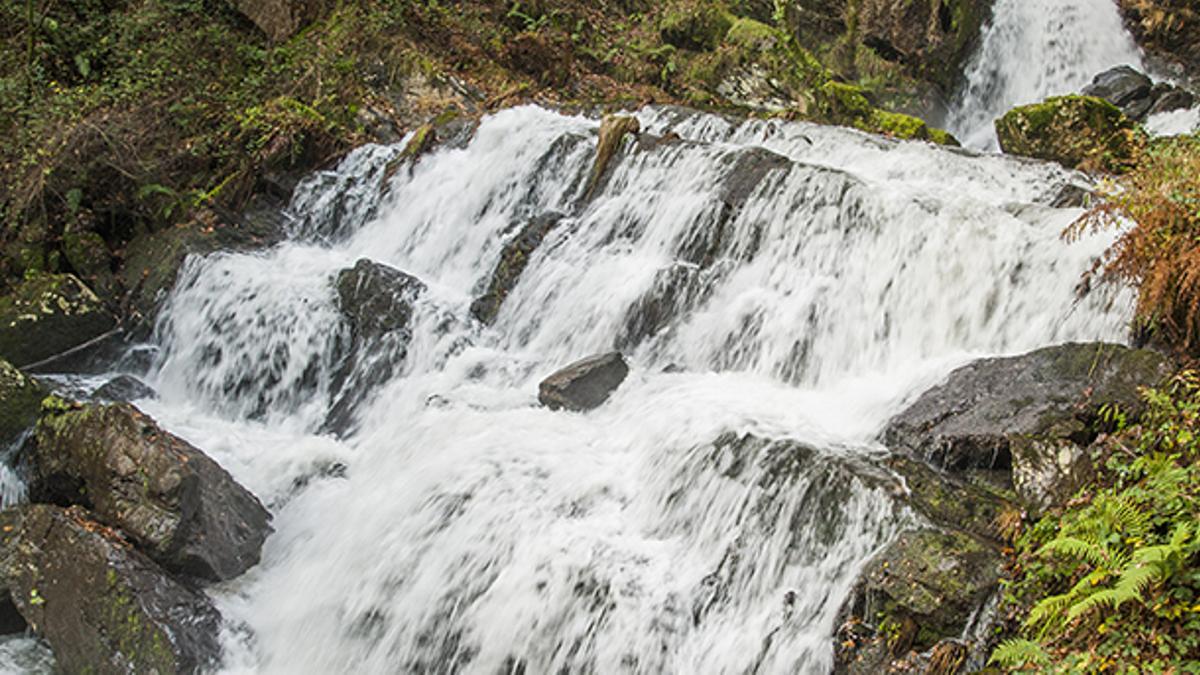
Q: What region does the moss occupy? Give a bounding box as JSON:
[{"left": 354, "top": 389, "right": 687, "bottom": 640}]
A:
[
  {"left": 660, "top": 2, "right": 734, "bottom": 51},
  {"left": 996, "top": 95, "right": 1145, "bottom": 172},
  {"left": 724, "top": 17, "right": 779, "bottom": 51}
]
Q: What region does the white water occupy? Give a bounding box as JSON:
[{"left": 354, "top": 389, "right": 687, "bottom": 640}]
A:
[
  {"left": 84, "top": 103, "right": 1129, "bottom": 675},
  {"left": 948, "top": 0, "right": 1144, "bottom": 149}
]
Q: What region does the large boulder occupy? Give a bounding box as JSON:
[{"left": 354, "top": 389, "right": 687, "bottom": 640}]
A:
[
  {"left": 91, "top": 375, "right": 157, "bottom": 403},
  {"left": 30, "top": 399, "right": 272, "bottom": 581},
  {"left": 471, "top": 213, "right": 565, "bottom": 325},
  {"left": 0, "top": 273, "right": 116, "bottom": 368},
  {"left": 1082, "top": 65, "right": 1154, "bottom": 119},
  {"left": 325, "top": 259, "right": 425, "bottom": 434},
  {"left": 995, "top": 96, "right": 1144, "bottom": 172},
  {"left": 883, "top": 342, "right": 1169, "bottom": 508},
  {"left": 0, "top": 504, "right": 222, "bottom": 674},
  {"left": 835, "top": 528, "right": 1002, "bottom": 674},
  {"left": 538, "top": 352, "right": 630, "bottom": 412},
  {"left": 0, "top": 359, "right": 45, "bottom": 449}
]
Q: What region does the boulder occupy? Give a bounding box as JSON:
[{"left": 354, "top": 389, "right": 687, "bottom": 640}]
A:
[
  {"left": 883, "top": 342, "right": 1169, "bottom": 507},
  {"left": 30, "top": 399, "right": 272, "bottom": 581},
  {"left": 0, "top": 360, "right": 45, "bottom": 449},
  {"left": 1082, "top": 65, "right": 1154, "bottom": 119},
  {"left": 852, "top": 0, "right": 993, "bottom": 92},
  {"left": 0, "top": 504, "right": 222, "bottom": 674},
  {"left": 326, "top": 259, "right": 425, "bottom": 434},
  {"left": 91, "top": 375, "right": 158, "bottom": 403},
  {"left": 0, "top": 273, "right": 117, "bottom": 368},
  {"left": 538, "top": 352, "right": 630, "bottom": 411},
  {"left": 835, "top": 528, "right": 1002, "bottom": 672},
  {"left": 995, "top": 96, "right": 1144, "bottom": 172},
  {"left": 1147, "top": 82, "right": 1197, "bottom": 116},
  {"left": 471, "top": 213, "right": 565, "bottom": 325},
  {"left": 233, "top": 0, "right": 331, "bottom": 42}
]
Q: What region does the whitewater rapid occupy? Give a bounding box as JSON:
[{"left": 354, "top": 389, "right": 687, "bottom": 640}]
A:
[{"left": 88, "top": 103, "right": 1127, "bottom": 675}]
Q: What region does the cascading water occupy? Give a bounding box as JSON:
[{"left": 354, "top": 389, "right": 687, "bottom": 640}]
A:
[
  {"left": 947, "top": 0, "right": 1144, "bottom": 149},
  {"left": 35, "top": 99, "right": 1122, "bottom": 675}
]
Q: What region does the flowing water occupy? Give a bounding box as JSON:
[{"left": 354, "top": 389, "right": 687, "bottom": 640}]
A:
[
  {"left": 140, "top": 106, "right": 1131, "bottom": 674},
  {"left": 948, "top": 0, "right": 1144, "bottom": 149},
  {"left": 0, "top": 2, "right": 1162, "bottom": 673}
]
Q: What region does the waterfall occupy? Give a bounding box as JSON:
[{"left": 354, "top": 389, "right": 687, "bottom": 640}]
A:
[
  {"left": 947, "top": 0, "right": 1144, "bottom": 149},
  {"left": 93, "top": 103, "right": 1128, "bottom": 674}
]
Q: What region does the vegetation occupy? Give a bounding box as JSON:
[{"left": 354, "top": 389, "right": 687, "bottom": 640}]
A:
[
  {"left": 1072, "top": 133, "right": 1200, "bottom": 358},
  {"left": 992, "top": 372, "right": 1200, "bottom": 672}
]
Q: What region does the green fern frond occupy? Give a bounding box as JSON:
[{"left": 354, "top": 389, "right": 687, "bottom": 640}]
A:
[
  {"left": 1067, "top": 587, "right": 1135, "bottom": 621},
  {"left": 989, "top": 638, "right": 1051, "bottom": 668},
  {"left": 1039, "top": 536, "right": 1108, "bottom": 566}
]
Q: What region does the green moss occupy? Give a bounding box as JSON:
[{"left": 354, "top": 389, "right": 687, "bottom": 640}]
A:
[
  {"left": 724, "top": 17, "right": 778, "bottom": 51},
  {"left": 996, "top": 95, "right": 1144, "bottom": 172},
  {"left": 660, "top": 2, "right": 734, "bottom": 51}
]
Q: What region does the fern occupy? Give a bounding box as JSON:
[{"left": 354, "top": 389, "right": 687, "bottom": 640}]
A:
[{"left": 989, "top": 639, "right": 1050, "bottom": 669}]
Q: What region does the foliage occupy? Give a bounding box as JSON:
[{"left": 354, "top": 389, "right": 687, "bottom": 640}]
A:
[
  {"left": 993, "top": 371, "right": 1200, "bottom": 672},
  {"left": 1070, "top": 133, "right": 1200, "bottom": 357}
]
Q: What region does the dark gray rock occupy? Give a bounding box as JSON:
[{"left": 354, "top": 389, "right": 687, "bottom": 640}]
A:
[
  {"left": 326, "top": 259, "right": 425, "bottom": 435},
  {"left": 0, "top": 274, "right": 117, "bottom": 368},
  {"left": 1083, "top": 65, "right": 1154, "bottom": 118},
  {"left": 883, "top": 342, "right": 1169, "bottom": 508},
  {"left": 1147, "top": 82, "right": 1197, "bottom": 116},
  {"left": 538, "top": 352, "right": 630, "bottom": 411},
  {"left": 30, "top": 400, "right": 272, "bottom": 581},
  {"left": 92, "top": 375, "right": 157, "bottom": 403},
  {"left": 835, "top": 528, "right": 1002, "bottom": 673},
  {"left": 471, "top": 213, "right": 565, "bottom": 325},
  {"left": 0, "top": 359, "right": 45, "bottom": 449},
  {"left": 0, "top": 504, "right": 222, "bottom": 674}
]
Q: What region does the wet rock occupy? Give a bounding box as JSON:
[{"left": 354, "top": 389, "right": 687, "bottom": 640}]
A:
[
  {"left": 233, "top": 0, "right": 330, "bottom": 42},
  {"left": 91, "top": 375, "right": 157, "bottom": 403},
  {"left": 326, "top": 259, "right": 425, "bottom": 434},
  {"left": 62, "top": 219, "right": 117, "bottom": 299},
  {"left": 585, "top": 115, "right": 641, "bottom": 200},
  {"left": 618, "top": 263, "right": 707, "bottom": 348},
  {"left": 838, "top": 528, "right": 1002, "bottom": 667},
  {"left": 30, "top": 399, "right": 272, "bottom": 581},
  {"left": 1082, "top": 65, "right": 1154, "bottom": 119},
  {"left": 1147, "top": 82, "right": 1196, "bottom": 116},
  {"left": 471, "top": 213, "right": 565, "bottom": 325},
  {"left": 0, "top": 504, "right": 222, "bottom": 674},
  {"left": 995, "top": 95, "right": 1143, "bottom": 172},
  {"left": 0, "top": 273, "right": 117, "bottom": 368},
  {"left": 538, "top": 352, "right": 630, "bottom": 412},
  {"left": 884, "top": 455, "right": 1012, "bottom": 542},
  {"left": 883, "top": 342, "right": 1168, "bottom": 506},
  {"left": 0, "top": 360, "right": 46, "bottom": 449}
]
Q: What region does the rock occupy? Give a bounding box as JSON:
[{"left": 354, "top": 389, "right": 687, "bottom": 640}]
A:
[
  {"left": 1118, "top": 0, "right": 1200, "bottom": 80},
  {"left": 995, "top": 95, "right": 1144, "bottom": 172},
  {"left": 1082, "top": 65, "right": 1154, "bottom": 119},
  {"left": 853, "top": 0, "right": 994, "bottom": 92},
  {"left": 30, "top": 399, "right": 272, "bottom": 581},
  {"left": 0, "top": 504, "right": 222, "bottom": 674},
  {"left": 471, "top": 213, "right": 565, "bottom": 325},
  {"left": 1147, "top": 82, "right": 1196, "bottom": 116},
  {"left": 883, "top": 342, "right": 1169, "bottom": 507},
  {"left": 62, "top": 220, "right": 117, "bottom": 299},
  {"left": 538, "top": 352, "right": 630, "bottom": 411},
  {"left": 0, "top": 273, "right": 117, "bottom": 368},
  {"left": 884, "top": 455, "right": 1013, "bottom": 542},
  {"left": 0, "top": 360, "right": 45, "bottom": 450},
  {"left": 837, "top": 528, "right": 1002, "bottom": 668},
  {"left": 91, "top": 375, "right": 157, "bottom": 403},
  {"left": 233, "top": 0, "right": 331, "bottom": 42},
  {"left": 326, "top": 259, "right": 425, "bottom": 434},
  {"left": 585, "top": 115, "right": 641, "bottom": 200}
]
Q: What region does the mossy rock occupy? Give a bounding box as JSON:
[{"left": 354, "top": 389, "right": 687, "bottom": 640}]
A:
[
  {"left": 0, "top": 360, "right": 45, "bottom": 449},
  {"left": 661, "top": 1, "right": 734, "bottom": 51},
  {"left": 995, "top": 95, "right": 1145, "bottom": 172},
  {"left": 0, "top": 504, "right": 222, "bottom": 674},
  {"left": 62, "top": 226, "right": 116, "bottom": 299},
  {"left": 0, "top": 273, "right": 116, "bottom": 368}
]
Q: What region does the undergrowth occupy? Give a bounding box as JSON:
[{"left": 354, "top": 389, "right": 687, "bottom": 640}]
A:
[{"left": 993, "top": 371, "right": 1200, "bottom": 672}]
